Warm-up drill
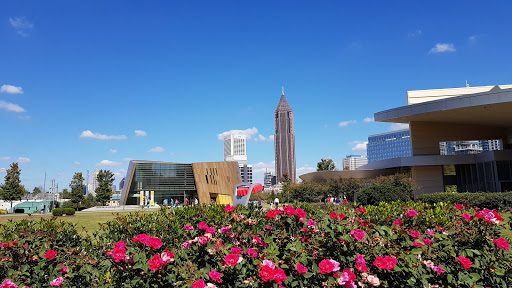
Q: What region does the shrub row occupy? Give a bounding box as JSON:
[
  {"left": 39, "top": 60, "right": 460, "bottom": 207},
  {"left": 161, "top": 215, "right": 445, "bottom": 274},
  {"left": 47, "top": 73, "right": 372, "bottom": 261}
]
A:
[
  {"left": 51, "top": 208, "right": 75, "bottom": 216},
  {"left": 416, "top": 192, "right": 512, "bottom": 211}
]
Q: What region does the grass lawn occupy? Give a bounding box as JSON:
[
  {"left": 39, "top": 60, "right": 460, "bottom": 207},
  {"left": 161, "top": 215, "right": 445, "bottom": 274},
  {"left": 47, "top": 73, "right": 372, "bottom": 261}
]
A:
[{"left": 0, "top": 211, "right": 154, "bottom": 236}]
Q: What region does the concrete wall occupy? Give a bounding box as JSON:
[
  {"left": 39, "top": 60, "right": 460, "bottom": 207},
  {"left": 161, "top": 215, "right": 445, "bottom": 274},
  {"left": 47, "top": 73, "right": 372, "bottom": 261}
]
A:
[{"left": 412, "top": 166, "right": 444, "bottom": 196}]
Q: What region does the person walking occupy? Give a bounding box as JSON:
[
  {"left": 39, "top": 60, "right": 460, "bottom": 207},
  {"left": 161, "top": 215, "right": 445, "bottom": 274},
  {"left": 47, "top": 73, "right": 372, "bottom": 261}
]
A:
[
  {"left": 170, "top": 198, "right": 175, "bottom": 209},
  {"left": 185, "top": 198, "right": 190, "bottom": 207},
  {"left": 274, "top": 197, "right": 279, "bottom": 209},
  {"left": 194, "top": 198, "right": 199, "bottom": 205},
  {"left": 40, "top": 203, "right": 45, "bottom": 214}
]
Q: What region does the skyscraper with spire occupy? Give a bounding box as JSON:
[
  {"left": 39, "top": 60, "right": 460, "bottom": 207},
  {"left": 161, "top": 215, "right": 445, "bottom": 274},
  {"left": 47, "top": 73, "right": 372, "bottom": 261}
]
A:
[{"left": 274, "top": 87, "right": 296, "bottom": 183}]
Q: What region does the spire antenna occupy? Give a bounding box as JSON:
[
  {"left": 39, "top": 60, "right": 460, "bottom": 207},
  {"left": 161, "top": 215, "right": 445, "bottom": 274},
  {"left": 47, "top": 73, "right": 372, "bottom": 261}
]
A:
[{"left": 282, "top": 86, "right": 284, "bottom": 95}]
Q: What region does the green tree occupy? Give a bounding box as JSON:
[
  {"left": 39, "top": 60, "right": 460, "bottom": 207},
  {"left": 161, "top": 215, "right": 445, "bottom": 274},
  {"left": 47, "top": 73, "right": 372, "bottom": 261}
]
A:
[
  {"left": 32, "top": 186, "right": 42, "bottom": 195},
  {"left": 317, "top": 158, "right": 336, "bottom": 171},
  {"left": 0, "top": 162, "right": 25, "bottom": 211},
  {"left": 60, "top": 188, "right": 72, "bottom": 199},
  {"left": 95, "top": 169, "right": 114, "bottom": 206},
  {"left": 82, "top": 193, "right": 98, "bottom": 208},
  {"left": 69, "top": 172, "right": 85, "bottom": 209}
]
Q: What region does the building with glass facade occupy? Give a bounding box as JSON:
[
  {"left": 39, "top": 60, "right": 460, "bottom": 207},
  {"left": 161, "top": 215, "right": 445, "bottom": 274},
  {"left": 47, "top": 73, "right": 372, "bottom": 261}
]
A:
[
  {"left": 120, "top": 160, "right": 241, "bottom": 206},
  {"left": 302, "top": 84, "right": 512, "bottom": 195},
  {"left": 366, "top": 129, "right": 412, "bottom": 163}
]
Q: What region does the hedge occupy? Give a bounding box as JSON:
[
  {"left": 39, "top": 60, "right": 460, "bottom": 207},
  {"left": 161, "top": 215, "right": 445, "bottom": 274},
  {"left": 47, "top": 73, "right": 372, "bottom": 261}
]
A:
[
  {"left": 416, "top": 192, "right": 512, "bottom": 211},
  {"left": 52, "top": 208, "right": 75, "bottom": 216},
  {"left": 357, "top": 183, "right": 412, "bottom": 206}
]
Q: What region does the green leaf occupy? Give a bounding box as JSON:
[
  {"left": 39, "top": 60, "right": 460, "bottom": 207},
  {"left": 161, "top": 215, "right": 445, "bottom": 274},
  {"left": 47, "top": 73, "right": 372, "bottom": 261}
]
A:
[{"left": 410, "top": 248, "right": 423, "bottom": 254}]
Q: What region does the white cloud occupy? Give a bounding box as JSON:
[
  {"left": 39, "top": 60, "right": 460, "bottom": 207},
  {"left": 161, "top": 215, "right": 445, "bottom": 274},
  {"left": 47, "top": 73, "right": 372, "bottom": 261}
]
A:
[
  {"left": 339, "top": 120, "right": 356, "bottom": 127},
  {"left": 122, "top": 158, "right": 133, "bottom": 162},
  {"left": 80, "top": 130, "right": 127, "bottom": 140},
  {"left": 429, "top": 43, "right": 456, "bottom": 53},
  {"left": 9, "top": 17, "right": 33, "bottom": 29},
  {"left": 113, "top": 169, "right": 127, "bottom": 179},
  {"left": 389, "top": 123, "right": 409, "bottom": 131},
  {"left": 148, "top": 147, "right": 164, "bottom": 153},
  {"left": 1, "top": 85, "right": 23, "bottom": 94},
  {"left": 257, "top": 134, "right": 274, "bottom": 142},
  {"left": 0, "top": 168, "right": 6, "bottom": 173},
  {"left": 297, "top": 165, "right": 316, "bottom": 176},
  {"left": 351, "top": 141, "right": 368, "bottom": 153},
  {"left": 0, "top": 156, "right": 10, "bottom": 161},
  {"left": 110, "top": 149, "right": 118, "bottom": 153},
  {"left": 17, "top": 157, "right": 31, "bottom": 164},
  {"left": 9, "top": 17, "right": 33, "bottom": 37},
  {"left": 135, "top": 130, "right": 147, "bottom": 137},
  {"left": 252, "top": 161, "right": 275, "bottom": 174},
  {"left": 97, "top": 160, "right": 122, "bottom": 167},
  {"left": 73, "top": 161, "right": 81, "bottom": 166},
  {"left": 0, "top": 101, "right": 25, "bottom": 112},
  {"left": 408, "top": 29, "right": 422, "bottom": 37},
  {"left": 363, "top": 117, "right": 374, "bottom": 122},
  {"left": 217, "top": 127, "right": 258, "bottom": 140}
]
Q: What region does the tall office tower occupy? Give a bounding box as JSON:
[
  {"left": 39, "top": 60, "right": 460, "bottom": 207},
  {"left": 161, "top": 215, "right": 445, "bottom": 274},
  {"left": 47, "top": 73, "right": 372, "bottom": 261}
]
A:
[
  {"left": 274, "top": 88, "right": 296, "bottom": 183},
  {"left": 342, "top": 155, "right": 368, "bottom": 170},
  {"left": 223, "top": 134, "right": 252, "bottom": 183},
  {"left": 88, "top": 168, "right": 99, "bottom": 196}
]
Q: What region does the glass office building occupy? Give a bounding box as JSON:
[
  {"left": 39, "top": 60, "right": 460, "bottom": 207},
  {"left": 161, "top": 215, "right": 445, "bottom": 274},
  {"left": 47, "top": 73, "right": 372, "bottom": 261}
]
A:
[
  {"left": 367, "top": 129, "right": 412, "bottom": 163},
  {"left": 123, "top": 161, "right": 198, "bottom": 205}
]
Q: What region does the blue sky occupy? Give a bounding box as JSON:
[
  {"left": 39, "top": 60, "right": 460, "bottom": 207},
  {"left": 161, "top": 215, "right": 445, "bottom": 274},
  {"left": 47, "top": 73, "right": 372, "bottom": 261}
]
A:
[{"left": 1, "top": 1, "right": 512, "bottom": 191}]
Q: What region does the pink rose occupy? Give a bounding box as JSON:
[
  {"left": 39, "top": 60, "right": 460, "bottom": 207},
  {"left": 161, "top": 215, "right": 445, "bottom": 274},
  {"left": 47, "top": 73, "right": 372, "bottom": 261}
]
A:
[
  {"left": 350, "top": 229, "right": 365, "bottom": 241},
  {"left": 184, "top": 224, "right": 194, "bottom": 231},
  {"left": 425, "top": 229, "right": 435, "bottom": 236},
  {"left": 374, "top": 256, "right": 397, "bottom": 270},
  {"left": 423, "top": 260, "right": 434, "bottom": 268},
  {"left": 393, "top": 218, "right": 403, "bottom": 226},
  {"left": 148, "top": 254, "right": 163, "bottom": 271},
  {"left": 132, "top": 234, "right": 150, "bottom": 243},
  {"left": 296, "top": 263, "right": 308, "bottom": 274},
  {"left": 206, "top": 227, "right": 217, "bottom": 234},
  {"left": 192, "top": 280, "right": 206, "bottom": 288},
  {"left": 182, "top": 241, "right": 190, "bottom": 249},
  {"left": 318, "top": 259, "right": 340, "bottom": 274},
  {"left": 161, "top": 249, "right": 175, "bottom": 263},
  {"left": 58, "top": 263, "right": 67, "bottom": 273},
  {"left": 219, "top": 226, "right": 231, "bottom": 234},
  {"left": 246, "top": 248, "right": 257, "bottom": 257},
  {"left": 356, "top": 207, "right": 366, "bottom": 213},
  {"left": 456, "top": 256, "right": 473, "bottom": 269},
  {"left": 224, "top": 204, "right": 234, "bottom": 212},
  {"left": 198, "top": 222, "right": 209, "bottom": 230},
  {"left": 284, "top": 206, "right": 296, "bottom": 216},
  {"left": 50, "top": 277, "right": 64, "bottom": 287},
  {"left": 296, "top": 208, "right": 307, "bottom": 218},
  {"left": 422, "top": 238, "right": 432, "bottom": 245},
  {"left": 461, "top": 213, "right": 472, "bottom": 221},
  {"left": 367, "top": 274, "right": 380, "bottom": 286},
  {"left": 409, "top": 230, "right": 421, "bottom": 238},
  {"left": 2, "top": 279, "right": 18, "bottom": 288},
  {"left": 273, "top": 268, "right": 287, "bottom": 284},
  {"left": 209, "top": 270, "right": 222, "bottom": 283},
  {"left": 405, "top": 209, "right": 417, "bottom": 217},
  {"left": 43, "top": 250, "right": 58, "bottom": 260},
  {"left": 454, "top": 204, "right": 465, "bottom": 210},
  {"left": 432, "top": 265, "right": 446, "bottom": 275},
  {"left": 493, "top": 238, "right": 510, "bottom": 250},
  {"left": 412, "top": 241, "right": 423, "bottom": 247},
  {"left": 231, "top": 247, "right": 243, "bottom": 255},
  {"left": 224, "top": 254, "right": 241, "bottom": 267},
  {"left": 146, "top": 236, "right": 163, "bottom": 249},
  {"left": 198, "top": 236, "right": 208, "bottom": 245}
]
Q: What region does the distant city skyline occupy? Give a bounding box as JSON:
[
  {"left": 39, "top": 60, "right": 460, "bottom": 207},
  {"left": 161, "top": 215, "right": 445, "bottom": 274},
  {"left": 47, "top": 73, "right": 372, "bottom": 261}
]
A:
[{"left": 2, "top": 1, "right": 512, "bottom": 190}]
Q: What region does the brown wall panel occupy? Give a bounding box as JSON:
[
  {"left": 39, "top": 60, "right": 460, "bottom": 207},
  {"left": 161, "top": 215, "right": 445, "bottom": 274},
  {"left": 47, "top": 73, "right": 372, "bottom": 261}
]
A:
[
  {"left": 192, "top": 162, "right": 241, "bottom": 205},
  {"left": 410, "top": 121, "right": 507, "bottom": 156}
]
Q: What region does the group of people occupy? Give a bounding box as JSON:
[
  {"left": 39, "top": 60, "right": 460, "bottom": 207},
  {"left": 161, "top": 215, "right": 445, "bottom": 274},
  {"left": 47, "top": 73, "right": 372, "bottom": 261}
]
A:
[
  {"left": 160, "top": 197, "right": 199, "bottom": 210},
  {"left": 325, "top": 196, "right": 345, "bottom": 205}
]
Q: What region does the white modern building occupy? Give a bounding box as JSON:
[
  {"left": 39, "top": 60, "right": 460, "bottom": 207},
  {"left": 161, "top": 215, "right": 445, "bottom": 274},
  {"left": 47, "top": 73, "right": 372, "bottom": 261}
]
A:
[
  {"left": 224, "top": 134, "right": 247, "bottom": 165},
  {"left": 87, "top": 169, "right": 99, "bottom": 196},
  {"left": 264, "top": 170, "right": 273, "bottom": 187},
  {"left": 223, "top": 134, "right": 252, "bottom": 184},
  {"left": 342, "top": 155, "right": 368, "bottom": 170}
]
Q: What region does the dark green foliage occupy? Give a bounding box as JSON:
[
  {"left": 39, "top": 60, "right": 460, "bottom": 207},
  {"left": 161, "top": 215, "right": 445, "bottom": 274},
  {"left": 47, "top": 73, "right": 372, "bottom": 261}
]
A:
[
  {"left": 69, "top": 172, "right": 85, "bottom": 209},
  {"left": 357, "top": 184, "right": 411, "bottom": 206},
  {"left": 95, "top": 169, "right": 115, "bottom": 206},
  {"left": 417, "top": 192, "right": 512, "bottom": 211},
  {"left": 0, "top": 162, "right": 25, "bottom": 211},
  {"left": 52, "top": 208, "right": 74, "bottom": 216},
  {"left": 52, "top": 208, "right": 63, "bottom": 216},
  {"left": 60, "top": 188, "right": 72, "bottom": 199}
]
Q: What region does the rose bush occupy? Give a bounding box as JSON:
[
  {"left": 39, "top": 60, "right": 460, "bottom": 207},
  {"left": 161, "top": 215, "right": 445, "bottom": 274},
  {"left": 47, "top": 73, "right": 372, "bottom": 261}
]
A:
[{"left": 1, "top": 201, "right": 512, "bottom": 287}]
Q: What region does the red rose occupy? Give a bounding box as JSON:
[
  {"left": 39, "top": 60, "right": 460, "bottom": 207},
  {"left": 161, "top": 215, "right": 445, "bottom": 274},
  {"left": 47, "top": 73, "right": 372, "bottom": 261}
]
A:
[
  {"left": 356, "top": 207, "right": 366, "bottom": 213},
  {"left": 148, "top": 254, "right": 163, "bottom": 271},
  {"left": 224, "top": 254, "right": 240, "bottom": 267},
  {"left": 43, "top": 250, "right": 58, "bottom": 260},
  {"left": 493, "top": 238, "right": 510, "bottom": 250},
  {"left": 454, "top": 204, "right": 465, "bottom": 210},
  {"left": 146, "top": 236, "right": 163, "bottom": 249},
  {"left": 456, "top": 256, "right": 473, "bottom": 269},
  {"left": 296, "top": 208, "right": 307, "bottom": 218},
  {"left": 329, "top": 212, "right": 338, "bottom": 219}
]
